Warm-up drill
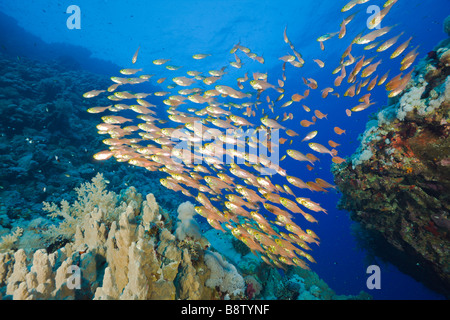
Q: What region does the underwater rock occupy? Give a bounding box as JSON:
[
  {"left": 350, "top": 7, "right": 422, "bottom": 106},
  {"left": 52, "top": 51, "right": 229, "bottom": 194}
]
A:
[
  {"left": 333, "top": 35, "right": 450, "bottom": 294},
  {"left": 445, "top": 15, "right": 450, "bottom": 37}
]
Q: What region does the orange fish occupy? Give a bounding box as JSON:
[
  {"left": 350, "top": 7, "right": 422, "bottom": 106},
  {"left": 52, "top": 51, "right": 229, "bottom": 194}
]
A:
[
  {"left": 306, "top": 153, "right": 320, "bottom": 163},
  {"left": 378, "top": 70, "right": 390, "bottom": 86},
  {"left": 391, "top": 36, "right": 412, "bottom": 59},
  {"left": 321, "top": 87, "right": 334, "bottom": 98},
  {"left": 292, "top": 93, "right": 304, "bottom": 102},
  {"left": 301, "top": 120, "right": 315, "bottom": 127},
  {"left": 328, "top": 140, "right": 340, "bottom": 148},
  {"left": 334, "top": 127, "right": 346, "bottom": 135},
  {"left": 313, "top": 59, "right": 325, "bottom": 68},
  {"left": 400, "top": 46, "right": 420, "bottom": 71},
  {"left": 286, "top": 129, "right": 299, "bottom": 137},
  {"left": 332, "top": 156, "right": 346, "bottom": 164},
  {"left": 314, "top": 110, "right": 328, "bottom": 119},
  {"left": 388, "top": 69, "right": 413, "bottom": 98},
  {"left": 344, "top": 84, "right": 356, "bottom": 97},
  {"left": 367, "top": 76, "right": 379, "bottom": 91},
  {"left": 361, "top": 60, "right": 382, "bottom": 78},
  {"left": 339, "top": 21, "right": 347, "bottom": 39},
  {"left": 302, "top": 105, "right": 311, "bottom": 112},
  {"left": 319, "top": 41, "right": 325, "bottom": 51}
]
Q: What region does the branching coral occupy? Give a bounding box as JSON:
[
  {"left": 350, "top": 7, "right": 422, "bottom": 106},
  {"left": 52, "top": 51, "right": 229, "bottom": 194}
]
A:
[
  {"left": 0, "top": 227, "right": 24, "bottom": 253},
  {"left": 42, "top": 172, "right": 121, "bottom": 243}
]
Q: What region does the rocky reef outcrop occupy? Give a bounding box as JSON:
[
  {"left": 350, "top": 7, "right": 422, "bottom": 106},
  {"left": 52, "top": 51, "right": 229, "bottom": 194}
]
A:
[{"left": 333, "top": 35, "right": 450, "bottom": 295}]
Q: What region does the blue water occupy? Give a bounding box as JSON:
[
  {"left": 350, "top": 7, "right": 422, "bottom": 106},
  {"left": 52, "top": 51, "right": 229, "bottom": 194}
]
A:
[{"left": 0, "top": 0, "right": 448, "bottom": 299}]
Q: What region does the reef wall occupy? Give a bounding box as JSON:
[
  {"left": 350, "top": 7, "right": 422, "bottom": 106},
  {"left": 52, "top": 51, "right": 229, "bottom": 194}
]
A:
[{"left": 332, "top": 35, "right": 450, "bottom": 294}]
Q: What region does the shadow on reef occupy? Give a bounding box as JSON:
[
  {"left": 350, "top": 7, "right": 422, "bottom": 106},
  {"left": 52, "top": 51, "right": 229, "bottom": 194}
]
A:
[
  {"left": 333, "top": 34, "right": 450, "bottom": 297},
  {"left": 351, "top": 223, "right": 450, "bottom": 298}
]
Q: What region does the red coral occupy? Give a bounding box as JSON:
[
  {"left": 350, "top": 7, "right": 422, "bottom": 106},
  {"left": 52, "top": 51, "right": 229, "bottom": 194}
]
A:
[
  {"left": 424, "top": 221, "right": 440, "bottom": 236},
  {"left": 246, "top": 282, "right": 256, "bottom": 300}
]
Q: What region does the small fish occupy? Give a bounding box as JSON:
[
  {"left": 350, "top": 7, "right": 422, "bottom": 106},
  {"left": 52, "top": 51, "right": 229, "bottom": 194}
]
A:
[
  {"left": 153, "top": 58, "right": 171, "bottom": 65},
  {"left": 319, "top": 40, "right": 325, "bottom": 51},
  {"left": 313, "top": 59, "right": 325, "bottom": 68},
  {"left": 400, "top": 46, "right": 420, "bottom": 71},
  {"left": 387, "top": 69, "right": 413, "bottom": 98},
  {"left": 291, "top": 93, "right": 304, "bottom": 102},
  {"left": 314, "top": 110, "right": 328, "bottom": 119},
  {"left": 301, "top": 131, "right": 318, "bottom": 142},
  {"left": 339, "top": 21, "right": 347, "bottom": 39},
  {"left": 279, "top": 55, "right": 296, "bottom": 62},
  {"left": 101, "top": 115, "right": 133, "bottom": 124},
  {"left": 283, "top": 26, "right": 290, "bottom": 44},
  {"left": 166, "top": 65, "right": 182, "bottom": 71},
  {"left": 332, "top": 156, "right": 346, "bottom": 164},
  {"left": 321, "top": 87, "right": 334, "bottom": 98},
  {"left": 83, "top": 90, "right": 105, "bottom": 98},
  {"left": 286, "top": 129, "right": 299, "bottom": 137},
  {"left": 368, "top": 0, "right": 397, "bottom": 29},
  {"left": 309, "top": 143, "right": 336, "bottom": 156},
  {"left": 93, "top": 150, "right": 114, "bottom": 160},
  {"left": 351, "top": 101, "right": 376, "bottom": 112},
  {"left": 361, "top": 60, "right": 382, "bottom": 78},
  {"left": 377, "top": 32, "right": 404, "bottom": 52},
  {"left": 378, "top": 70, "right": 390, "bottom": 85},
  {"left": 367, "top": 76, "right": 378, "bottom": 91},
  {"left": 334, "top": 127, "right": 346, "bottom": 135},
  {"left": 300, "top": 120, "right": 315, "bottom": 127},
  {"left": 328, "top": 140, "right": 340, "bottom": 148},
  {"left": 317, "top": 32, "right": 339, "bottom": 42},
  {"left": 296, "top": 197, "right": 327, "bottom": 213},
  {"left": 341, "top": 0, "right": 358, "bottom": 12},
  {"left": 193, "top": 53, "right": 211, "bottom": 59},
  {"left": 391, "top": 36, "right": 412, "bottom": 59},
  {"left": 132, "top": 46, "right": 140, "bottom": 64},
  {"left": 344, "top": 84, "right": 356, "bottom": 97},
  {"left": 87, "top": 105, "right": 111, "bottom": 113},
  {"left": 261, "top": 116, "right": 286, "bottom": 129},
  {"left": 250, "top": 80, "right": 282, "bottom": 92},
  {"left": 356, "top": 26, "right": 396, "bottom": 45},
  {"left": 173, "top": 76, "right": 196, "bottom": 87},
  {"left": 120, "top": 68, "right": 142, "bottom": 75},
  {"left": 364, "top": 42, "right": 380, "bottom": 51}
]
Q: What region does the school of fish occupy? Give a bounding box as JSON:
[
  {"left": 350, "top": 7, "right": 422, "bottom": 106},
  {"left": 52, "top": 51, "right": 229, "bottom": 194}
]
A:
[{"left": 84, "top": 0, "right": 419, "bottom": 270}]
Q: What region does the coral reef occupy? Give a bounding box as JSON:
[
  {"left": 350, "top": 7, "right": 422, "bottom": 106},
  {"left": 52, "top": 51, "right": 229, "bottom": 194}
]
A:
[
  {"left": 0, "top": 51, "right": 181, "bottom": 221},
  {"left": 0, "top": 174, "right": 370, "bottom": 300},
  {"left": 332, "top": 36, "right": 450, "bottom": 294}
]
